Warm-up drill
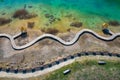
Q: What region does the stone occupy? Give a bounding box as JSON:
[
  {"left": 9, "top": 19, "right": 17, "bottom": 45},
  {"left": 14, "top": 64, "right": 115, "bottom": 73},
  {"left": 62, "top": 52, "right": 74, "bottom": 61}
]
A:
[
  {"left": 44, "top": 14, "right": 56, "bottom": 24},
  {"left": 13, "top": 9, "right": 28, "bottom": 18},
  {"left": 0, "top": 18, "right": 12, "bottom": 25},
  {"left": 45, "top": 14, "right": 54, "bottom": 18},
  {"left": 41, "top": 28, "right": 59, "bottom": 35},
  {"left": 13, "top": 9, "right": 37, "bottom": 19},
  {"left": 108, "top": 21, "right": 120, "bottom": 26},
  {"left": 24, "top": 4, "right": 27, "bottom": 9},
  {"left": 98, "top": 61, "right": 106, "bottom": 65},
  {"left": 49, "top": 18, "right": 56, "bottom": 24},
  {"left": 28, "top": 6, "right": 33, "bottom": 8},
  {"left": 67, "top": 28, "right": 71, "bottom": 32},
  {"left": 70, "top": 22, "right": 83, "bottom": 28},
  {"left": 63, "top": 69, "right": 71, "bottom": 75},
  {"left": 57, "top": 18, "right": 61, "bottom": 21},
  {"left": 27, "top": 22, "right": 35, "bottom": 28},
  {"left": 2, "top": 13, "right": 6, "bottom": 15}
]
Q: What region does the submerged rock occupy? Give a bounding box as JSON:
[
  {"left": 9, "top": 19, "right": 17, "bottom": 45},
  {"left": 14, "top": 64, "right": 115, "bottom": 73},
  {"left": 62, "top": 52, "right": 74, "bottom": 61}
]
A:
[
  {"left": 44, "top": 14, "right": 56, "bottom": 24},
  {"left": 28, "top": 6, "right": 33, "bottom": 8},
  {"left": 27, "top": 22, "right": 35, "bottom": 28},
  {"left": 13, "top": 9, "right": 28, "bottom": 18},
  {"left": 13, "top": 9, "right": 37, "bottom": 19},
  {"left": 41, "top": 28, "right": 59, "bottom": 35},
  {"left": 108, "top": 21, "right": 120, "bottom": 26},
  {"left": 24, "top": 4, "right": 27, "bottom": 9},
  {"left": 49, "top": 17, "right": 56, "bottom": 24},
  {"left": 1, "top": 13, "right": 6, "bottom": 15},
  {"left": 0, "top": 18, "right": 12, "bottom": 25},
  {"left": 70, "top": 22, "right": 83, "bottom": 28},
  {"left": 45, "top": 14, "right": 54, "bottom": 18}
]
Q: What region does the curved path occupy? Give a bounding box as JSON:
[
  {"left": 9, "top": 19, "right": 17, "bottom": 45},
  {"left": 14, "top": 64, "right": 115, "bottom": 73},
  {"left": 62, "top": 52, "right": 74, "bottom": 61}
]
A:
[
  {"left": 0, "top": 52, "right": 120, "bottom": 78},
  {"left": 0, "top": 29, "right": 120, "bottom": 78},
  {"left": 0, "top": 29, "right": 120, "bottom": 50}
]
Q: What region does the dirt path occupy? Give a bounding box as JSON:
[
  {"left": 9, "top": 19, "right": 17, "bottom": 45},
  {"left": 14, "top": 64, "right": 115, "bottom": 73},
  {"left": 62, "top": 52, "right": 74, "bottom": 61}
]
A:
[{"left": 0, "top": 56, "right": 120, "bottom": 78}]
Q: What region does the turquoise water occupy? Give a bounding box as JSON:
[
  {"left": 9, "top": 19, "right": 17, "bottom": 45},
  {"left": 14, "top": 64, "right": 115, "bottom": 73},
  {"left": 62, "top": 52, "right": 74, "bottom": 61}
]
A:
[
  {"left": 0, "top": 0, "right": 120, "bottom": 19},
  {"left": 0, "top": 0, "right": 120, "bottom": 30}
]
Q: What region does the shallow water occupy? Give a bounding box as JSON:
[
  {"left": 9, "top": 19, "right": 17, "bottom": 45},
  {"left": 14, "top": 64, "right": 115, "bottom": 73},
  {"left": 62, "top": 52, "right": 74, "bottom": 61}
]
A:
[{"left": 0, "top": 0, "right": 120, "bottom": 30}]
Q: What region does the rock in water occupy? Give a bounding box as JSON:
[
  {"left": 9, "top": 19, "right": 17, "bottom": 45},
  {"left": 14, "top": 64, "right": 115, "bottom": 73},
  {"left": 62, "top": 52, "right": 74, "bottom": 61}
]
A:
[
  {"left": 0, "top": 18, "right": 12, "bottom": 25},
  {"left": 27, "top": 22, "right": 35, "bottom": 28},
  {"left": 70, "top": 22, "right": 83, "bottom": 28},
  {"left": 108, "top": 21, "right": 120, "bottom": 26},
  {"left": 13, "top": 9, "right": 37, "bottom": 19}
]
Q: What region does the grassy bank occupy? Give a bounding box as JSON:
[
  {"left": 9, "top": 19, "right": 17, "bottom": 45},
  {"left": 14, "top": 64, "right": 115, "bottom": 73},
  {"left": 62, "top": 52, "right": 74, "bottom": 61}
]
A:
[
  {"left": 0, "top": 58, "right": 120, "bottom": 80},
  {"left": 42, "top": 60, "right": 120, "bottom": 80}
]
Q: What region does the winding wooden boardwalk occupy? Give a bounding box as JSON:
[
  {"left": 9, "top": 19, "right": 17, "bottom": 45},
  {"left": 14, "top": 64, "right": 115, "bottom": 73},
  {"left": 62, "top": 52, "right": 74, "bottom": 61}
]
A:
[
  {"left": 0, "top": 29, "right": 120, "bottom": 78},
  {"left": 0, "top": 29, "right": 120, "bottom": 50}
]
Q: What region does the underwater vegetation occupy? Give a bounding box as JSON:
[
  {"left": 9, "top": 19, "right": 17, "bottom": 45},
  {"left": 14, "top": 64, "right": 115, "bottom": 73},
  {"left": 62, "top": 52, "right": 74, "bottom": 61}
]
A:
[
  {"left": 70, "top": 22, "right": 83, "bottom": 28},
  {"left": 27, "top": 22, "right": 35, "bottom": 29},
  {"left": 108, "top": 21, "right": 120, "bottom": 26},
  {"left": 0, "top": 0, "right": 4, "bottom": 2},
  {"left": 0, "top": 0, "right": 120, "bottom": 33},
  {"left": 41, "top": 28, "right": 59, "bottom": 35},
  {"left": 13, "top": 9, "right": 37, "bottom": 19},
  {"left": 0, "top": 18, "right": 12, "bottom": 25}
]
